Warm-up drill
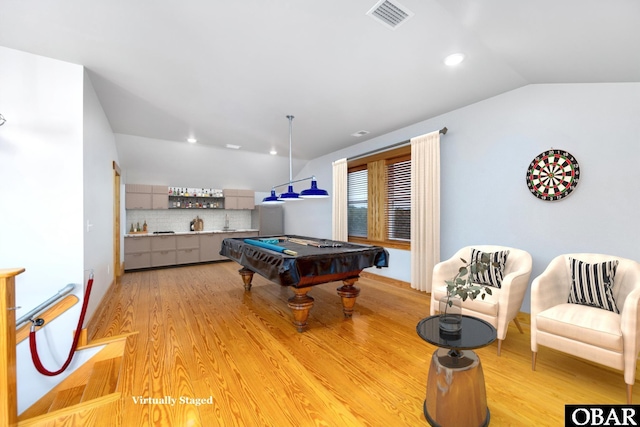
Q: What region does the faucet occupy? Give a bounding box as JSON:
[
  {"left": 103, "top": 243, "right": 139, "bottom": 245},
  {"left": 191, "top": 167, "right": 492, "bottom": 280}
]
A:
[{"left": 224, "top": 214, "right": 230, "bottom": 230}]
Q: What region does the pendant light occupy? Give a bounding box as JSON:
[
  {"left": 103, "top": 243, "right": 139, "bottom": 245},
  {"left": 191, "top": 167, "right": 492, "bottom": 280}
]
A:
[{"left": 262, "top": 115, "right": 329, "bottom": 204}]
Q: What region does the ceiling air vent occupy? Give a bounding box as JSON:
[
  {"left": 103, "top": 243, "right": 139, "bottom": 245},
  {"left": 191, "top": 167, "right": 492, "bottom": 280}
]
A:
[{"left": 366, "top": 0, "right": 414, "bottom": 30}]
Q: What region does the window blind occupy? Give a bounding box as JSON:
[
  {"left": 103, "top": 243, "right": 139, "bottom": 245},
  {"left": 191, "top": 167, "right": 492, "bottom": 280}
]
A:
[
  {"left": 347, "top": 168, "right": 368, "bottom": 237},
  {"left": 386, "top": 158, "right": 411, "bottom": 241}
]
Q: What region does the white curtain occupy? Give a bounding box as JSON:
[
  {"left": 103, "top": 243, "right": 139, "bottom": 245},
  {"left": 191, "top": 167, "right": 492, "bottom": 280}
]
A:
[
  {"left": 332, "top": 158, "right": 348, "bottom": 241},
  {"left": 410, "top": 131, "right": 441, "bottom": 292}
]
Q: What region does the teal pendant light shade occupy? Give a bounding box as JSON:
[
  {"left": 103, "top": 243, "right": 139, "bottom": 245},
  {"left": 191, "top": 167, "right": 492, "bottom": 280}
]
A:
[
  {"left": 262, "top": 189, "right": 285, "bottom": 204},
  {"left": 300, "top": 178, "right": 329, "bottom": 198}
]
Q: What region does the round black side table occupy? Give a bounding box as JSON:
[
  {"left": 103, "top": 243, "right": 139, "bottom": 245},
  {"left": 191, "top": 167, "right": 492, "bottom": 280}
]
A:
[{"left": 416, "top": 315, "right": 497, "bottom": 427}]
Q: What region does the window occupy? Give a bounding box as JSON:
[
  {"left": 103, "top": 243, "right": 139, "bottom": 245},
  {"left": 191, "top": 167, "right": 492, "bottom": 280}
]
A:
[
  {"left": 347, "top": 167, "right": 368, "bottom": 238},
  {"left": 386, "top": 158, "right": 411, "bottom": 241},
  {"left": 347, "top": 145, "right": 411, "bottom": 250}
]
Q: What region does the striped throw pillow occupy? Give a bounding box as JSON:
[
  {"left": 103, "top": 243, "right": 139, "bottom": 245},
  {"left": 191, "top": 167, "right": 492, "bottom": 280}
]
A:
[
  {"left": 470, "top": 249, "right": 509, "bottom": 288},
  {"left": 568, "top": 258, "right": 619, "bottom": 313}
]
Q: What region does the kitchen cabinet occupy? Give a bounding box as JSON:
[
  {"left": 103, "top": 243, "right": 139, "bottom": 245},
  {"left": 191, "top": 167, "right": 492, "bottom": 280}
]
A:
[
  {"left": 125, "top": 184, "right": 151, "bottom": 210},
  {"left": 125, "top": 252, "right": 151, "bottom": 270},
  {"left": 223, "top": 189, "right": 255, "bottom": 210},
  {"left": 177, "top": 235, "right": 200, "bottom": 264},
  {"left": 151, "top": 235, "right": 176, "bottom": 251},
  {"left": 150, "top": 234, "right": 176, "bottom": 267},
  {"left": 124, "top": 236, "right": 152, "bottom": 270},
  {"left": 199, "top": 231, "right": 260, "bottom": 262},
  {"left": 199, "top": 233, "right": 224, "bottom": 262},
  {"left": 152, "top": 185, "right": 169, "bottom": 209},
  {"left": 124, "top": 230, "right": 259, "bottom": 270},
  {"left": 151, "top": 250, "right": 175, "bottom": 267},
  {"left": 125, "top": 184, "right": 168, "bottom": 210}
]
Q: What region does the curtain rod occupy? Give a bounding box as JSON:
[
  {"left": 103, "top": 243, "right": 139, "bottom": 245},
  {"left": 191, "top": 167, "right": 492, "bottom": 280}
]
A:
[{"left": 347, "top": 126, "right": 447, "bottom": 161}]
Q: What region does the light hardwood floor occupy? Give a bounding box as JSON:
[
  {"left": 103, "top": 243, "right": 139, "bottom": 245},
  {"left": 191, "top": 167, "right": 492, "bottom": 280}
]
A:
[{"left": 89, "top": 261, "right": 638, "bottom": 426}]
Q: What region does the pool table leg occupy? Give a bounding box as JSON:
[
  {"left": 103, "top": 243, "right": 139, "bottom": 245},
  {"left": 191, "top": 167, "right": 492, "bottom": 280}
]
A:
[
  {"left": 336, "top": 277, "right": 361, "bottom": 318},
  {"left": 287, "top": 287, "right": 315, "bottom": 332},
  {"left": 238, "top": 268, "right": 254, "bottom": 291}
]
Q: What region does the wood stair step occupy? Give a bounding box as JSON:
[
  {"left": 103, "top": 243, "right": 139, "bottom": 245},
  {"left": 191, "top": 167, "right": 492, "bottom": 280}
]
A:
[
  {"left": 82, "top": 356, "right": 122, "bottom": 402},
  {"left": 48, "top": 385, "right": 86, "bottom": 412},
  {"left": 18, "top": 333, "right": 132, "bottom": 425}
]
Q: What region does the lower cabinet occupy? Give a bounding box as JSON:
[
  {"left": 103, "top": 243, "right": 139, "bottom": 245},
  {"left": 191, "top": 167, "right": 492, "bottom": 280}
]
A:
[
  {"left": 177, "top": 235, "right": 200, "bottom": 264},
  {"left": 177, "top": 248, "right": 200, "bottom": 264},
  {"left": 124, "top": 236, "right": 152, "bottom": 270},
  {"left": 151, "top": 250, "right": 176, "bottom": 267},
  {"left": 125, "top": 252, "right": 151, "bottom": 270},
  {"left": 200, "top": 233, "right": 224, "bottom": 262},
  {"left": 125, "top": 231, "right": 259, "bottom": 270},
  {"left": 151, "top": 235, "right": 177, "bottom": 267}
]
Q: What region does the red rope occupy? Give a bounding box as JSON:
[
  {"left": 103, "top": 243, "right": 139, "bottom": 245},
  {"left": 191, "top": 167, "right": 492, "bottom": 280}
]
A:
[{"left": 29, "top": 275, "right": 94, "bottom": 376}]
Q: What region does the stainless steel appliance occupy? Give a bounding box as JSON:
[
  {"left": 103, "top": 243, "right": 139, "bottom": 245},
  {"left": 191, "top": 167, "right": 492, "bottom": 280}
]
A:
[{"left": 251, "top": 205, "right": 284, "bottom": 236}]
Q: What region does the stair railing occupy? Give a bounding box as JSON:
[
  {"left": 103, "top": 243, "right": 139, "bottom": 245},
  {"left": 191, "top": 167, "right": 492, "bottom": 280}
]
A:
[
  {"left": 1, "top": 269, "right": 92, "bottom": 426},
  {"left": 15, "top": 283, "right": 75, "bottom": 329}
]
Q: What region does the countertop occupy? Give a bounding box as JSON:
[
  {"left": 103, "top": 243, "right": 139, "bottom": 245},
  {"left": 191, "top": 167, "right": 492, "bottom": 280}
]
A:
[{"left": 125, "top": 229, "right": 259, "bottom": 237}]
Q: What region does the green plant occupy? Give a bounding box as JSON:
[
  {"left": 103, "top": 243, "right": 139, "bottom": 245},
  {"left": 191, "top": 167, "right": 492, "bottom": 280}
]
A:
[{"left": 443, "top": 253, "right": 495, "bottom": 310}]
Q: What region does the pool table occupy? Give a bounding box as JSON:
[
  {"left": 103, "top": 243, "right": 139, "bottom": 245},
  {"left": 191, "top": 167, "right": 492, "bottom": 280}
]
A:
[{"left": 220, "top": 235, "right": 389, "bottom": 332}]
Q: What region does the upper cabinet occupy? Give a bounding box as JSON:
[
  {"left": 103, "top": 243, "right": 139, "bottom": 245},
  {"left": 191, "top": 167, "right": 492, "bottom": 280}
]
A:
[
  {"left": 151, "top": 185, "right": 169, "bottom": 209},
  {"left": 223, "top": 189, "right": 255, "bottom": 210},
  {"left": 125, "top": 184, "right": 255, "bottom": 210},
  {"left": 125, "top": 184, "right": 168, "bottom": 210}
]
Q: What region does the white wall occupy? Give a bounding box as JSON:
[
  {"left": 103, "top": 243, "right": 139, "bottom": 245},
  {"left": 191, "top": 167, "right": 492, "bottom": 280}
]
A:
[
  {"left": 286, "top": 83, "right": 640, "bottom": 311},
  {"left": 0, "top": 46, "right": 113, "bottom": 413},
  {"left": 0, "top": 45, "right": 84, "bottom": 315},
  {"left": 114, "top": 133, "right": 307, "bottom": 191},
  {"left": 83, "top": 70, "right": 120, "bottom": 321}
]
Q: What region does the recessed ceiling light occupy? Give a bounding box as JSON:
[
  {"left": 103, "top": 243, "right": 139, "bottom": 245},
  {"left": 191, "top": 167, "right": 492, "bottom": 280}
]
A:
[
  {"left": 270, "top": 149, "right": 277, "bottom": 155},
  {"left": 187, "top": 138, "right": 197, "bottom": 144},
  {"left": 352, "top": 130, "right": 370, "bottom": 137},
  {"left": 444, "top": 53, "right": 465, "bottom": 66},
  {"left": 225, "top": 144, "right": 241, "bottom": 150}
]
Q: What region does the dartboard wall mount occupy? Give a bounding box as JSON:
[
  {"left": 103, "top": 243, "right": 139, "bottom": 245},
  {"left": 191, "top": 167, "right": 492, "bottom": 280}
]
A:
[{"left": 526, "top": 149, "right": 580, "bottom": 201}]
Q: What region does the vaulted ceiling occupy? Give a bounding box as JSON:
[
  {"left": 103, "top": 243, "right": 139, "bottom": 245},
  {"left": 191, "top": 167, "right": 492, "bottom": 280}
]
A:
[{"left": 1, "top": 0, "right": 638, "bottom": 160}]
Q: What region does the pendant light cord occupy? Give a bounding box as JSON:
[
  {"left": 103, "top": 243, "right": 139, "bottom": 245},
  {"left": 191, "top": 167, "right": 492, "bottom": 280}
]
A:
[{"left": 287, "top": 115, "right": 294, "bottom": 184}]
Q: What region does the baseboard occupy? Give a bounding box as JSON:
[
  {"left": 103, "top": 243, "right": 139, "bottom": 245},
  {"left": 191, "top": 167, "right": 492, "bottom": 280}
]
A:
[
  {"left": 516, "top": 311, "right": 531, "bottom": 327},
  {"left": 360, "top": 271, "right": 412, "bottom": 289},
  {"left": 360, "top": 270, "right": 532, "bottom": 327},
  {"left": 85, "top": 277, "right": 117, "bottom": 342}
]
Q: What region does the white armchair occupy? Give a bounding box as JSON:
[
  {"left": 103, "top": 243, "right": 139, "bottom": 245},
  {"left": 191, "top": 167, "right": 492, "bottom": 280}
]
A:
[
  {"left": 531, "top": 253, "right": 640, "bottom": 403},
  {"left": 430, "top": 245, "right": 533, "bottom": 356}
]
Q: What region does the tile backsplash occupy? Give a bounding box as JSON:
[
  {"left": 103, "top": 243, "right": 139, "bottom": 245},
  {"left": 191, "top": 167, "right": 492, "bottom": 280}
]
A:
[{"left": 126, "top": 209, "right": 252, "bottom": 233}]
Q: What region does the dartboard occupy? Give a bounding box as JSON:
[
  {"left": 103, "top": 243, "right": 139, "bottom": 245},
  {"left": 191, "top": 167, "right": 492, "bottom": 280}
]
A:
[{"left": 526, "top": 149, "right": 580, "bottom": 201}]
